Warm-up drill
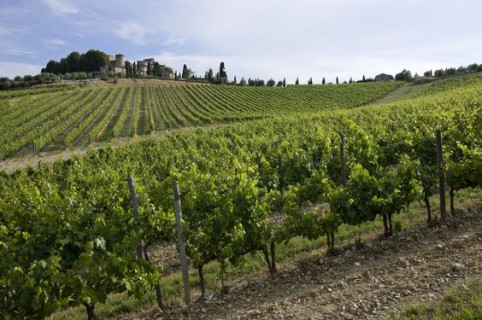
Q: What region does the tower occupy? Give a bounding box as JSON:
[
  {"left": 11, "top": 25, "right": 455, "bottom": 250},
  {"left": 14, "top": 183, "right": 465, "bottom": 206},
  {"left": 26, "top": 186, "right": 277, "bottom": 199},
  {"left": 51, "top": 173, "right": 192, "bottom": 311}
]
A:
[{"left": 115, "top": 54, "right": 125, "bottom": 68}]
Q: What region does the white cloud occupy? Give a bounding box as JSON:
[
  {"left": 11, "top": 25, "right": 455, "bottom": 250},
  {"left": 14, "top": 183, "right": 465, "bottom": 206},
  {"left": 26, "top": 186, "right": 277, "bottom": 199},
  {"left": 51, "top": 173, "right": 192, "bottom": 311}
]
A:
[
  {"left": 163, "top": 35, "right": 187, "bottom": 47},
  {"left": 0, "top": 44, "right": 36, "bottom": 56},
  {"left": 45, "top": 39, "right": 66, "bottom": 48},
  {"left": 116, "top": 22, "right": 151, "bottom": 45},
  {"left": 2, "top": 0, "right": 482, "bottom": 82},
  {"left": 42, "top": 0, "right": 78, "bottom": 15},
  {"left": 0, "top": 25, "right": 28, "bottom": 37},
  {"left": 133, "top": 0, "right": 481, "bottom": 82},
  {"left": 0, "top": 62, "right": 42, "bottom": 78}
]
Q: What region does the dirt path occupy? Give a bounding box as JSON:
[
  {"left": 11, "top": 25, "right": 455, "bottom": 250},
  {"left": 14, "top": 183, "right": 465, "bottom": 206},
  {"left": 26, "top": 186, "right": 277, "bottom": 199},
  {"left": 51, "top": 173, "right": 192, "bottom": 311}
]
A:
[{"left": 143, "top": 208, "right": 481, "bottom": 319}]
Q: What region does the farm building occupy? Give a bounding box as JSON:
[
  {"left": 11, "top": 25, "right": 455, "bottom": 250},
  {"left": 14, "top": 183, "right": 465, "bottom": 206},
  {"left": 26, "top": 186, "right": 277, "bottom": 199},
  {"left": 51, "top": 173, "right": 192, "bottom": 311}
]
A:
[{"left": 375, "top": 73, "right": 394, "bottom": 81}]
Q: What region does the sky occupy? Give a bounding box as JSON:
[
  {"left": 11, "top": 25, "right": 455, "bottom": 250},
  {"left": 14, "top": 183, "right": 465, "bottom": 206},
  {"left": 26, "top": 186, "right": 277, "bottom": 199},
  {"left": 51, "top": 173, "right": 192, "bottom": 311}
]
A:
[{"left": 0, "top": 0, "right": 481, "bottom": 84}]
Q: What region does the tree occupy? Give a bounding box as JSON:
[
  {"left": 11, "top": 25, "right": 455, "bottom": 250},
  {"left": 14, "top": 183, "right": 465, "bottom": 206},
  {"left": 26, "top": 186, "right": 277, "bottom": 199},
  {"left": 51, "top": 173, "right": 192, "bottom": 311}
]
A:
[
  {"left": 66, "top": 51, "right": 81, "bottom": 73},
  {"left": 349, "top": 77, "right": 353, "bottom": 83},
  {"left": 283, "top": 78, "right": 286, "bottom": 87},
  {"left": 80, "top": 50, "right": 109, "bottom": 73},
  {"left": 125, "top": 61, "right": 133, "bottom": 78},
  {"left": 239, "top": 77, "right": 247, "bottom": 86},
  {"left": 182, "top": 64, "right": 191, "bottom": 79},
  {"left": 362, "top": 75, "right": 366, "bottom": 82},
  {"left": 233, "top": 76, "right": 237, "bottom": 85},
  {"left": 267, "top": 78, "right": 276, "bottom": 87},
  {"left": 204, "top": 68, "right": 214, "bottom": 82},
  {"left": 57, "top": 58, "right": 69, "bottom": 74},
  {"left": 295, "top": 77, "right": 299, "bottom": 85},
  {"left": 395, "top": 69, "right": 413, "bottom": 82},
  {"left": 146, "top": 62, "right": 152, "bottom": 76},
  {"left": 308, "top": 77, "right": 313, "bottom": 85},
  {"left": 276, "top": 81, "right": 283, "bottom": 87},
  {"left": 456, "top": 66, "right": 466, "bottom": 74},
  {"left": 218, "top": 62, "right": 227, "bottom": 83},
  {"left": 434, "top": 69, "right": 445, "bottom": 77},
  {"left": 445, "top": 67, "right": 456, "bottom": 76},
  {"left": 466, "top": 63, "right": 479, "bottom": 72},
  {"left": 322, "top": 77, "right": 326, "bottom": 85},
  {"left": 45, "top": 60, "right": 59, "bottom": 73},
  {"left": 424, "top": 70, "right": 433, "bottom": 77},
  {"left": 336, "top": 76, "right": 339, "bottom": 84}
]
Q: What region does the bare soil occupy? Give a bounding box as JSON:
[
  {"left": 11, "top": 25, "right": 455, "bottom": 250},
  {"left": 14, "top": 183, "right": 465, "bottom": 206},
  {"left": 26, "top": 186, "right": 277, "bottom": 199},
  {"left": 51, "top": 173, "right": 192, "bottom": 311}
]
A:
[{"left": 135, "top": 208, "right": 481, "bottom": 319}]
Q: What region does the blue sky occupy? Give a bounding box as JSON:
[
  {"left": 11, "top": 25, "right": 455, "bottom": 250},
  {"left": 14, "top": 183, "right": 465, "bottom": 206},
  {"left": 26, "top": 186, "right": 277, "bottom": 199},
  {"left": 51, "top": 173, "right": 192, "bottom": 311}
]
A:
[{"left": 1, "top": 0, "right": 481, "bottom": 83}]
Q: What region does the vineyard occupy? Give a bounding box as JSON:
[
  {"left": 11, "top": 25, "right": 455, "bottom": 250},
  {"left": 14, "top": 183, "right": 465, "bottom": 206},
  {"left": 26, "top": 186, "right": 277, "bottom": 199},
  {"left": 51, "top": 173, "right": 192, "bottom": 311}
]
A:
[
  {"left": 0, "top": 77, "right": 481, "bottom": 319},
  {"left": 0, "top": 81, "right": 401, "bottom": 159}
]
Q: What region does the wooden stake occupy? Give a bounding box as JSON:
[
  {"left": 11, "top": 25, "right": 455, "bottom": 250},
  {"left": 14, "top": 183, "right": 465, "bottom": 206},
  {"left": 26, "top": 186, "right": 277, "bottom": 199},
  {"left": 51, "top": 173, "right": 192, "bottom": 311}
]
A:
[
  {"left": 435, "top": 130, "right": 446, "bottom": 221},
  {"left": 127, "top": 175, "right": 143, "bottom": 260},
  {"left": 172, "top": 180, "right": 191, "bottom": 305}
]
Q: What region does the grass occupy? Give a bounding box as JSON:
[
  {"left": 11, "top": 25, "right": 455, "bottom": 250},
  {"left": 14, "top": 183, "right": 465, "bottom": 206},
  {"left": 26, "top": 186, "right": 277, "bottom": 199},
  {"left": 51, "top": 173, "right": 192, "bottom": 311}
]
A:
[
  {"left": 372, "top": 82, "right": 434, "bottom": 105},
  {"left": 50, "top": 187, "right": 482, "bottom": 320},
  {"left": 390, "top": 278, "right": 482, "bottom": 320}
]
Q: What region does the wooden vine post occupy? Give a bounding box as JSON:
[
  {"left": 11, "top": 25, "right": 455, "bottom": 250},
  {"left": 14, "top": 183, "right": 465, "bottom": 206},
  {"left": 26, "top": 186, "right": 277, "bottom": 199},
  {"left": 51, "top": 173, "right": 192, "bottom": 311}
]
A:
[
  {"left": 127, "top": 175, "right": 143, "bottom": 260},
  {"left": 435, "top": 130, "right": 446, "bottom": 221},
  {"left": 172, "top": 180, "right": 191, "bottom": 305}
]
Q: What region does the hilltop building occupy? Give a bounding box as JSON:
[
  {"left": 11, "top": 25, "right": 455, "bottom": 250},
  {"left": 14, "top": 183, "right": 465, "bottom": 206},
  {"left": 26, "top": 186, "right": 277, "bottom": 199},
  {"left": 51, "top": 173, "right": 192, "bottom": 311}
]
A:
[
  {"left": 135, "top": 58, "right": 175, "bottom": 79},
  {"left": 98, "top": 54, "right": 175, "bottom": 79},
  {"left": 136, "top": 60, "right": 148, "bottom": 76},
  {"left": 375, "top": 73, "right": 394, "bottom": 82},
  {"left": 161, "top": 71, "right": 175, "bottom": 79},
  {"left": 100, "top": 54, "right": 126, "bottom": 76}
]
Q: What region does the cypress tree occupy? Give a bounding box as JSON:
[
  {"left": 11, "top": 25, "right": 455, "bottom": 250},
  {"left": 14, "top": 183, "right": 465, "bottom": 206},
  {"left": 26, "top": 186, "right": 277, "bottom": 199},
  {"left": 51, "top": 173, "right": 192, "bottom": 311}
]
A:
[{"left": 182, "top": 64, "right": 189, "bottom": 79}]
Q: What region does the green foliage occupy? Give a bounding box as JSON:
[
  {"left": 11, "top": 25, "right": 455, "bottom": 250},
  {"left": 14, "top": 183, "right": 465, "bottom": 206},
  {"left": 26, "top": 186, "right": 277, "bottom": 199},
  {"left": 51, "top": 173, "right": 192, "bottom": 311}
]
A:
[
  {"left": 267, "top": 79, "right": 276, "bottom": 87},
  {"left": 0, "top": 74, "right": 480, "bottom": 317},
  {"left": 395, "top": 69, "right": 413, "bottom": 82},
  {"left": 43, "top": 49, "right": 109, "bottom": 75},
  {"left": 393, "top": 278, "right": 482, "bottom": 320},
  {"left": 417, "top": 72, "right": 482, "bottom": 97},
  {"left": 0, "top": 82, "right": 402, "bottom": 159},
  {"left": 182, "top": 64, "right": 191, "bottom": 79}
]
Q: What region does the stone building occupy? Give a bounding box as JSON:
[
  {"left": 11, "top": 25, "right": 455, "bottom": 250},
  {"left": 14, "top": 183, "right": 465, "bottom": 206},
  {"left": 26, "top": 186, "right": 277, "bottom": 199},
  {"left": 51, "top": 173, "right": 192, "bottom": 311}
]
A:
[
  {"left": 100, "top": 54, "right": 126, "bottom": 76},
  {"left": 375, "top": 73, "right": 394, "bottom": 82},
  {"left": 160, "top": 71, "right": 175, "bottom": 79}
]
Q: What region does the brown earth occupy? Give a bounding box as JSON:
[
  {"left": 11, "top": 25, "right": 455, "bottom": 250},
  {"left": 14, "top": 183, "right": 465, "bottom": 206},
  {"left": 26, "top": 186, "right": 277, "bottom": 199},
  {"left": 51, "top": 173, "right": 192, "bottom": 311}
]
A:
[
  {"left": 82, "top": 78, "right": 208, "bottom": 88},
  {"left": 132, "top": 208, "right": 481, "bottom": 320},
  {"left": 114, "top": 79, "right": 208, "bottom": 87}
]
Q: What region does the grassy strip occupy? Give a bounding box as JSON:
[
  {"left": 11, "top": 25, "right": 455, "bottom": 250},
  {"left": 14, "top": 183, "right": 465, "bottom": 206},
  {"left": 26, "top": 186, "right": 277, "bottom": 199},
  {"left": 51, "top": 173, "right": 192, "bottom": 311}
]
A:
[
  {"left": 50, "top": 188, "right": 482, "bottom": 320},
  {"left": 371, "top": 82, "right": 433, "bottom": 105},
  {"left": 389, "top": 278, "right": 482, "bottom": 320}
]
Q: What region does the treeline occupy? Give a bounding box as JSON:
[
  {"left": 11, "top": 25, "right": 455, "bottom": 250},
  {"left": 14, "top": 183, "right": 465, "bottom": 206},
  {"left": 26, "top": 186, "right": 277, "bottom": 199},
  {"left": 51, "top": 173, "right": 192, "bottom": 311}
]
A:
[
  {"left": 394, "top": 62, "right": 482, "bottom": 83},
  {"left": 423, "top": 62, "right": 482, "bottom": 78},
  {"left": 0, "top": 73, "right": 60, "bottom": 90},
  {"left": 42, "top": 49, "right": 110, "bottom": 74},
  {"left": 200, "top": 62, "right": 376, "bottom": 87}
]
